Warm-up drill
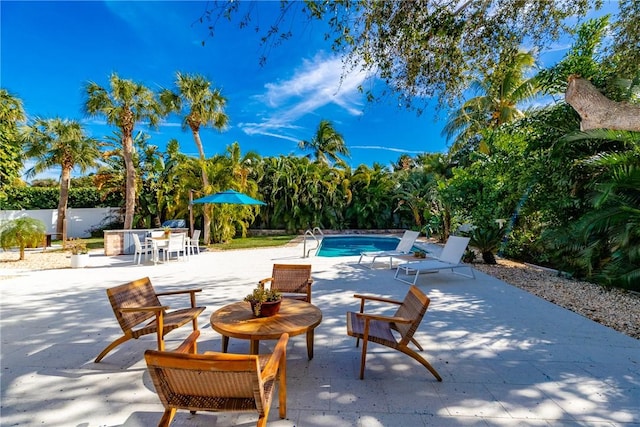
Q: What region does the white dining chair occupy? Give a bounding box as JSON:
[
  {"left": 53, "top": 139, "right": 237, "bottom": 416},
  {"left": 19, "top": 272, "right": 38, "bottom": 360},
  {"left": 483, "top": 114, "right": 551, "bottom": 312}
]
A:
[
  {"left": 131, "top": 233, "right": 153, "bottom": 265},
  {"left": 164, "top": 233, "right": 187, "bottom": 262},
  {"left": 187, "top": 229, "right": 201, "bottom": 255}
]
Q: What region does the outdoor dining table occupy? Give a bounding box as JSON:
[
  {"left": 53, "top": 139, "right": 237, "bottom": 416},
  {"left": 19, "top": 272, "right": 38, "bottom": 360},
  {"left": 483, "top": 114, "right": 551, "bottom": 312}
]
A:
[
  {"left": 146, "top": 232, "right": 191, "bottom": 264},
  {"left": 210, "top": 299, "right": 322, "bottom": 360},
  {"left": 146, "top": 236, "right": 169, "bottom": 265}
]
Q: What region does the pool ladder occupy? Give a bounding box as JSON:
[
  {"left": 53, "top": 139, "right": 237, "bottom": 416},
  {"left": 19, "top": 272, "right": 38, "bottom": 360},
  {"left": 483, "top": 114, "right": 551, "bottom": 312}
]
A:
[{"left": 303, "top": 227, "right": 324, "bottom": 258}]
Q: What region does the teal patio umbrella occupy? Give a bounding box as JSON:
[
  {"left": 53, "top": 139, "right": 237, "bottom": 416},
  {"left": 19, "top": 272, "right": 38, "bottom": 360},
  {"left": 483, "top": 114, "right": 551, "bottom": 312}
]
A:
[
  {"left": 192, "top": 189, "right": 266, "bottom": 206},
  {"left": 189, "top": 189, "right": 266, "bottom": 237}
]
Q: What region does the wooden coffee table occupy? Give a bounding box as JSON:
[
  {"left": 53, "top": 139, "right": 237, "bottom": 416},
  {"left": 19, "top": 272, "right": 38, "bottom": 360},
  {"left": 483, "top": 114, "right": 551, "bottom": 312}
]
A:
[{"left": 210, "top": 299, "right": 322, "bottom": 360}]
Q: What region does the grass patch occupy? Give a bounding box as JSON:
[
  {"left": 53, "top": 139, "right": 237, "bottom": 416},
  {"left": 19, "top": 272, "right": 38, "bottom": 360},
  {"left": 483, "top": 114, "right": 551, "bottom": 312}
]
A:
[
  {"left": 51, "top": 235, "right": 298, "bottom": 252},
  {"left": 51, "top": 237, "right": 105, "bottom": 251},
  {"left": 209, "top": 235, "right": 298, "bottom": 251}
]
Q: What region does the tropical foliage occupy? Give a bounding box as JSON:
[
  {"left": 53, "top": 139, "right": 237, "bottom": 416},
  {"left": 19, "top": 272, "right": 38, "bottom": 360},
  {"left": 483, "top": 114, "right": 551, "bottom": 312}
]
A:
[
  {"left": 7, "top": 14, "right": 639, "bottom": 292},
  {"left": 0, "top": 89, "right": 25, "bottom": 196}
]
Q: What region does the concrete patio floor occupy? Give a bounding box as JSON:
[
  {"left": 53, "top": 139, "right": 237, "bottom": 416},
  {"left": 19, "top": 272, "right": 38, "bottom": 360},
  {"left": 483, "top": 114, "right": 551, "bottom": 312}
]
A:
[{"left": 1, "top": 241, "right": 639, "bottom": 426}]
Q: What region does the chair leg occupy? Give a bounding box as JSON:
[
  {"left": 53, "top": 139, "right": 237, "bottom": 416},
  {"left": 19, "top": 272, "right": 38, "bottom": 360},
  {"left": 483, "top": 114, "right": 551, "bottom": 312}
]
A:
[
  {"left": 398, "top": 345, "right": 442, "bottom": 382},
  {"left": 158, "top": 408, "right": 176, "bottom": 427},
  {"left": 278, "top": 360, "right": 287, "bottom": 419},
  {"left": 359, "top": 339, "right": 368, "bottom": 379},
  {"left": 409, "top": 336, "right": 424, "bottom": 351},
  {"left": 95, "top": 335, "right": 132, "bottom": 363}
]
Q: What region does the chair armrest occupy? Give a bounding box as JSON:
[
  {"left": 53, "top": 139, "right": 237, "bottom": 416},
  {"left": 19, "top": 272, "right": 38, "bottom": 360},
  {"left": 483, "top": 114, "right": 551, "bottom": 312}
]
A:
[
  {"left": 156, "top": 288, "right": 202, "bottom": 296},
  {"left": 120, "top": 305, "right": 168, "bottom": 313},
  {"left": 307, "top": 279, "right": 314, "bottom": 286},
  {"left": 353, "top": 293, "right": 402, "bottom": 305},
  {"left": 258, "top": 277, "right": 274, "bottom": 287},
  {"left": 261, "top": 333, "right": 289, "bottom": 381},
  {"left": 157, "top": 289, "right": 202, "bottom": 307},
  {"left": 173, "top": 330, "right": 200, "bottom": 354},
  {"left": 356, "top": 312, "right": 412, "bottom": 324}
]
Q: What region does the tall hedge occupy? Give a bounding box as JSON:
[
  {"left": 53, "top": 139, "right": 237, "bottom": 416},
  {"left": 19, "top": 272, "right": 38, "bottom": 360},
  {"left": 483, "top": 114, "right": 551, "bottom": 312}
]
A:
[{"left": 0, "top": 186, "right": 123, "bottom": 210}]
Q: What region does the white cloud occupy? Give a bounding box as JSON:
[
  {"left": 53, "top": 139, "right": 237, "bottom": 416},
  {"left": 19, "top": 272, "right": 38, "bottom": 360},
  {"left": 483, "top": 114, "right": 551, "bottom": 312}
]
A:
[
  {"left": 351, "top": 145, "right": 426, "bottom": 155},
  {"left": 239, "top": 53, "right": 367, "bottom": 140}
]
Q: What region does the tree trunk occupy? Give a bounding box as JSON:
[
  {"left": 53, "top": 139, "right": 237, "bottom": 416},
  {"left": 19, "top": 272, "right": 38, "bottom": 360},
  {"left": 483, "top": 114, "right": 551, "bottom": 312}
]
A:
[
  {"left": 123, "top": 135, "right": 136, "bottom": 229},
  {"left": 565, "top": 76, "right": 640, "bottom": 132},
  {"left": 192, "top": 129, "right": 212, "bottom": 244},
  {"left": 482, "top": 250, "right": 497, "bottom": 265},
  {"left": 58, "top": 166, "right": 71, "bottom": 240}
]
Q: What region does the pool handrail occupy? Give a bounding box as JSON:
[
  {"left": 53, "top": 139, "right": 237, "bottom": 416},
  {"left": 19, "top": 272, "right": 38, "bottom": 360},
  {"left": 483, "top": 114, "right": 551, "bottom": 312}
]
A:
[{"left": 303, "top": 227, "right": 324, "bottom": 258}]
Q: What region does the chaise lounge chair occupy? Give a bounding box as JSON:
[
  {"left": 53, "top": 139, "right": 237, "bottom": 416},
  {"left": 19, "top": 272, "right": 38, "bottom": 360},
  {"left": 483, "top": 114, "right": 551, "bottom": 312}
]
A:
[
  {"left": 394, "top": 235, "right": 474, "bottom": 285},
  {"left": 358, "top": 230, "right": 420, "bottom": 269}
]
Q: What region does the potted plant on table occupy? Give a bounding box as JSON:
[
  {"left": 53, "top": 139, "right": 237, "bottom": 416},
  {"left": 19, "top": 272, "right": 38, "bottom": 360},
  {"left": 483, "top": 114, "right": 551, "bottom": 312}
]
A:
[
  {"left": 66, "top": 238, "right": 90, "bottom": 268},
  {"left": 244, "top": 286, "right": 282, "bottom": 317}
]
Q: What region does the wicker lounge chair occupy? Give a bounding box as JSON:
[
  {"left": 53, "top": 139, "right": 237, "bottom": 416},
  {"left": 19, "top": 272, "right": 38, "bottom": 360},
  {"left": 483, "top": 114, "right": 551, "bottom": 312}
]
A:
[
  {"left": 259, "top": 264, "right": 314, "bottom": 303},
  {"left": 95, "top": 277, "right": 205, "bottom": 363},
  {"left": 346, "top": 285, "right": 442, "bottom": 381},
  {"left": 145, "top": 330, "right": 289, "bottom": 427}
]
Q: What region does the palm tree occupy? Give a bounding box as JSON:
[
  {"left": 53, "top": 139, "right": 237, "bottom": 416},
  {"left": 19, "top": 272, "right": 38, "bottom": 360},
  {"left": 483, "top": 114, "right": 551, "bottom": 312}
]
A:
[
  {"left": 225, "top": 141, "right": 260, "bottom": 192},
  {"left": 442, "top": 50, "right": 540, "bottom": 154},
  {"left": 21, "top": 118, "right": 101, "bottom": 240},
  {"left": 299, "top": 120, "right": 350, "bottom": 165},
  {"left": 0, "top": 217, "right": 46, "bottom": 260},
  {"left": 159, "top": 72, "right": 228, "bottom": 244},
  {"left": 84, "top": 73, "right": 163, "bottom": 229},
  {"left": 0, "top": 89, "right": 25, "bottom": 189}
]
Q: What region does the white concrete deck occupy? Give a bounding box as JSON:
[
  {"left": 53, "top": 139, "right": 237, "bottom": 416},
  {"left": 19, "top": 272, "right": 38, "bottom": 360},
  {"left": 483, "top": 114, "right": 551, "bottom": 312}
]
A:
[{"left": 1, "top": 241, "right": 639, "bottom": 426}]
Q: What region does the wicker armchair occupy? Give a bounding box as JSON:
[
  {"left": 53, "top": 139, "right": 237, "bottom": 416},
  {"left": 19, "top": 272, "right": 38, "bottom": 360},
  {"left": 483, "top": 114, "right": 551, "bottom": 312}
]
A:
[
  {"left": 95, "top": 277, "right": 205, "bottom": 363},
  {"left": 258, "top": 264, "right": 313, "bottom": 303},
  {"left": 346, "top": 285, "right": 442, "bottom": 381},
  {"left": 145, "top": 331, "right": 289, "bottom": 427}
]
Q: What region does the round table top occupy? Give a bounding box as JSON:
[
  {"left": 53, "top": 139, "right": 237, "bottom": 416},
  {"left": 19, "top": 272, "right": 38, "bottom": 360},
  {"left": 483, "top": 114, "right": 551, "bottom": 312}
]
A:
[{"left": 210, "top": 299, "right": 322, "bottom": 341}]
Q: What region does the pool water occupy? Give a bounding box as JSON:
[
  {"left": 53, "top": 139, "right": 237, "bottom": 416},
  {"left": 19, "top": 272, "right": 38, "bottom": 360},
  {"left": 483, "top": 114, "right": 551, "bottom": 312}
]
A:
[{"left": 316, "top": 235, "right": 401, "bottom": 257}]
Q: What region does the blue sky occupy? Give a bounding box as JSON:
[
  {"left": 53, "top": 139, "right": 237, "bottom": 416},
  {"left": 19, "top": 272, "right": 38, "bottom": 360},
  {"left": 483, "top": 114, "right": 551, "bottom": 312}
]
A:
[
  {"left": 1, "top": 1, "right": 615, "bottom": 179},
  {"left": 1, "top": 0, "right": 447, "bottom": 178}
]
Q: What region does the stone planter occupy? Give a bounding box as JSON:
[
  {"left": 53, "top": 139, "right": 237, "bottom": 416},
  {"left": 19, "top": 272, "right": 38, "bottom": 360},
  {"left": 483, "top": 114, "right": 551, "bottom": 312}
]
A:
[{"left": 70, "top": 253, "right": 90, "bottom": 268}]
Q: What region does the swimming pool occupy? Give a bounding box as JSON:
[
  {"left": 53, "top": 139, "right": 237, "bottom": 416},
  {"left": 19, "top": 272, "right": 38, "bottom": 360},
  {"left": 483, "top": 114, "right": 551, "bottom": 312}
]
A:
[{"left": 316, "top": 235, "right": 402, "bottom": 257}]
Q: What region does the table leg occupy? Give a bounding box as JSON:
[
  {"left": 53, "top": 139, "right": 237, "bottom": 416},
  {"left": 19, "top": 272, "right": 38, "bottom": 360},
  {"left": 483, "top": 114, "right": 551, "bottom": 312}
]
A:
[
  {"left": 221, "top": 335, "right": 229, "bottom": 353},
  {"left": 306, "top": 329, "right": 315, "bottom": 360},
  {"left": 250, "top": 340, "right": 259, "bottom": 354}
]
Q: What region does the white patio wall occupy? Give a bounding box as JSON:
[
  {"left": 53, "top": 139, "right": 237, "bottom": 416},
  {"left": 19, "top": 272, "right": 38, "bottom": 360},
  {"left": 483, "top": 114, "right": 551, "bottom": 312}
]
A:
[{"left": 0, "top": 208, "right": 120, "bottom": 238}]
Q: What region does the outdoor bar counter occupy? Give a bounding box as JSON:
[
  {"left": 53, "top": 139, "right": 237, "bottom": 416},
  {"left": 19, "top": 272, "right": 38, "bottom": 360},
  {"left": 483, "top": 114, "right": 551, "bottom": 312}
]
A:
[{"left": 103, "top": 228, "right": 188, "bottom": 256}]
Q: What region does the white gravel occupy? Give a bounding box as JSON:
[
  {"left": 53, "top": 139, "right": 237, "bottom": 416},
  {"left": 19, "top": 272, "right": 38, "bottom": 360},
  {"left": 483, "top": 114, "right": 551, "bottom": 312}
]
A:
[{"left": 473, "top": 259, "right": 640, "bottom": 339}]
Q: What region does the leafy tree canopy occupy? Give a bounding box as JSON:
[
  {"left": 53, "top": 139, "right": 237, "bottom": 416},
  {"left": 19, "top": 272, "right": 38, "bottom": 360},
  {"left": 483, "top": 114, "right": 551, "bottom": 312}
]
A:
[{"left": 199, "top": 0, "right": 640, "bottom": 112}]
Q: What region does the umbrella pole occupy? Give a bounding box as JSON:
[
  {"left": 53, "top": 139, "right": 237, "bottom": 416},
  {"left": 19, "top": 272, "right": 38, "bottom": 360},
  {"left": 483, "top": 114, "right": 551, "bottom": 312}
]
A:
[{"left": 189, "top": 190, "right": 194, "bottom": 237}]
